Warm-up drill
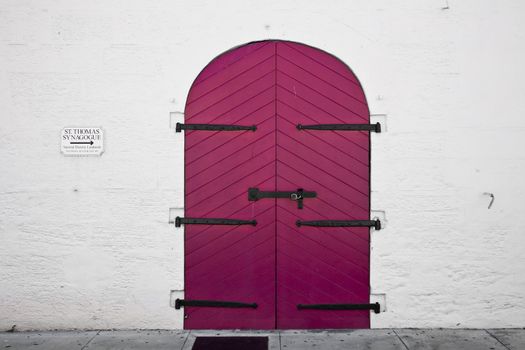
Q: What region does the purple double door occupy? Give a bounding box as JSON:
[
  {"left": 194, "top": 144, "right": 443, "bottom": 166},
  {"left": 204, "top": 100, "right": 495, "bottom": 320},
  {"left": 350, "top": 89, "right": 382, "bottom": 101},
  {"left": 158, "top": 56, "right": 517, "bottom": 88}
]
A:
[{"left": 182, "top": 40, "right": 372, "bottom": 329}]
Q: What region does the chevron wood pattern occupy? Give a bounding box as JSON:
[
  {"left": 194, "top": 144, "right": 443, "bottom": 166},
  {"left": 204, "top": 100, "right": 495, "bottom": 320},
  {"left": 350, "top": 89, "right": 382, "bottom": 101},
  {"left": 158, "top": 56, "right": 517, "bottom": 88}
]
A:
[{"left": 183, "top": 40, "right": 370, "bottom": 329}]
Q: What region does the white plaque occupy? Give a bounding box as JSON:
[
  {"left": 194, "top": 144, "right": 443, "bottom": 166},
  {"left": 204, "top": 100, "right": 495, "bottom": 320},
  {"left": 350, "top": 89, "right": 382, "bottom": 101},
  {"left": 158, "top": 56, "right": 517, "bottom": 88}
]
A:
[{"left": 61, "top": 127, "right": 104, "bottom": 156}]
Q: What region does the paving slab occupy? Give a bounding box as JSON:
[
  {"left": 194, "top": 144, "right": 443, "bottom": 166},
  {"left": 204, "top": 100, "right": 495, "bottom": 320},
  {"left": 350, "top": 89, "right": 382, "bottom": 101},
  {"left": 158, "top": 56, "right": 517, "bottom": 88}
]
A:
[
  {"left": 85, "top": 330, "right": 189, "bottom": 350},
  {"left": 2, "top": 329, "right": 524, "bottom": 349},
  {"left": 487, "top": 329, "right": 525, "bottom": 350},
  {"left": 0, "top": 331, "right": 97, "bottom": 350},
  {"left": 279, "top": 329, "right": 406, "bottom": 350},
  {"left": 394, "top": 329, "right": 508, "bottom": 350},
  {"left": 182, "top": 330, "right": 280, "bottom": 350}
]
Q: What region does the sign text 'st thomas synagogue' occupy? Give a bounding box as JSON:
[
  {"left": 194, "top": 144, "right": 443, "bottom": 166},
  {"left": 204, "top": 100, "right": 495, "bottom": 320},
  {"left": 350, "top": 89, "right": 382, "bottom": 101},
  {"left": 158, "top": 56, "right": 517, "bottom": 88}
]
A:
[{"left": 61, "top": 127, "right": 104, "bottom": 156}]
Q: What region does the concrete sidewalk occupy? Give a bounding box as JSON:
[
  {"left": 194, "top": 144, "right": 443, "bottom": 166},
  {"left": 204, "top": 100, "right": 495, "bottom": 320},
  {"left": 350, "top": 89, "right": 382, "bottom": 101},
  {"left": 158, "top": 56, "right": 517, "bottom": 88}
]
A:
[{"left": 1, "top": 329, "right": 524, "bottom": 349}]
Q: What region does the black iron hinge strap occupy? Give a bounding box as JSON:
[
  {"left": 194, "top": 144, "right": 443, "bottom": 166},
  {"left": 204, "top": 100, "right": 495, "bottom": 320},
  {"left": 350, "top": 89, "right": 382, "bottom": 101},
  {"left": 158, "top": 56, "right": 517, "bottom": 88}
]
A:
[
  {"left": 248, "top": 188, "right": 316, "bottom": 209},
  {"left": 175, "top": 299, "right": 257, "bottom": 309},
  {"left": 297, "top": 122, "right": 381, "bottom": 133},
  {"left": 175, "top": 217, "right": 256, "bottom": 227},
  {"left": 176, "top": 123, "right": 256, "bottom": 132},
  {"left": 296, "top": 219, "right": 381, "bottom": 230},
  {"left": 297, "top": 302, "right": 380, "bottom": 314}
]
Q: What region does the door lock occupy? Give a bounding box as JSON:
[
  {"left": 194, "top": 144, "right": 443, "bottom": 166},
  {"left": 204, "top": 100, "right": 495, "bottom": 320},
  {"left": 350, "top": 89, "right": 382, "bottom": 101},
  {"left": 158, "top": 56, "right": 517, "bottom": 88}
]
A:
[
  {"left": 248, "top": 188, "right": 316, "bottom": 209},
  {"left": 290, "top": 190, "right": 303, "bottom": 201}
]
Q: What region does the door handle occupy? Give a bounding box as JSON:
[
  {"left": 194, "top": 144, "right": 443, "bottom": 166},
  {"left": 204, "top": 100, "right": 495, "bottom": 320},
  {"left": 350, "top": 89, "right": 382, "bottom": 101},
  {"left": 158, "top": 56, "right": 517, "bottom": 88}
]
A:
[{"left": 248, "top": 188, "right": 316, "bottom": 209}]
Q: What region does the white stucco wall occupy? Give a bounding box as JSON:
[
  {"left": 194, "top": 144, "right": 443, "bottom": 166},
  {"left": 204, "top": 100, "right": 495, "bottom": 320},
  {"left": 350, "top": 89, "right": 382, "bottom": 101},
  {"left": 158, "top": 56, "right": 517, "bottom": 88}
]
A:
[{"left": 1, "top": 0, "right": 525, "bottom": 330}]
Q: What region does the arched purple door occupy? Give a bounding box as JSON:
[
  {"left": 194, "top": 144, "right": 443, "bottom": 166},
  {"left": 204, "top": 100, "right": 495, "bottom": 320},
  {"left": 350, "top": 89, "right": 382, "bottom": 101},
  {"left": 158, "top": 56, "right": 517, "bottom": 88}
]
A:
[{"left": 178, "top": 40, "right": 377, "bottom": 329}]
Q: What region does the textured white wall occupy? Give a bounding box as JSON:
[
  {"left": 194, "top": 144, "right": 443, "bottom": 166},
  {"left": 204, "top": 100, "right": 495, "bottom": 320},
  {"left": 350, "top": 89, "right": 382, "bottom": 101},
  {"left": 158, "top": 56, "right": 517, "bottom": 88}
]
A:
[{"left": 1, "top": 0, "right": 525, "bottom": 330}]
